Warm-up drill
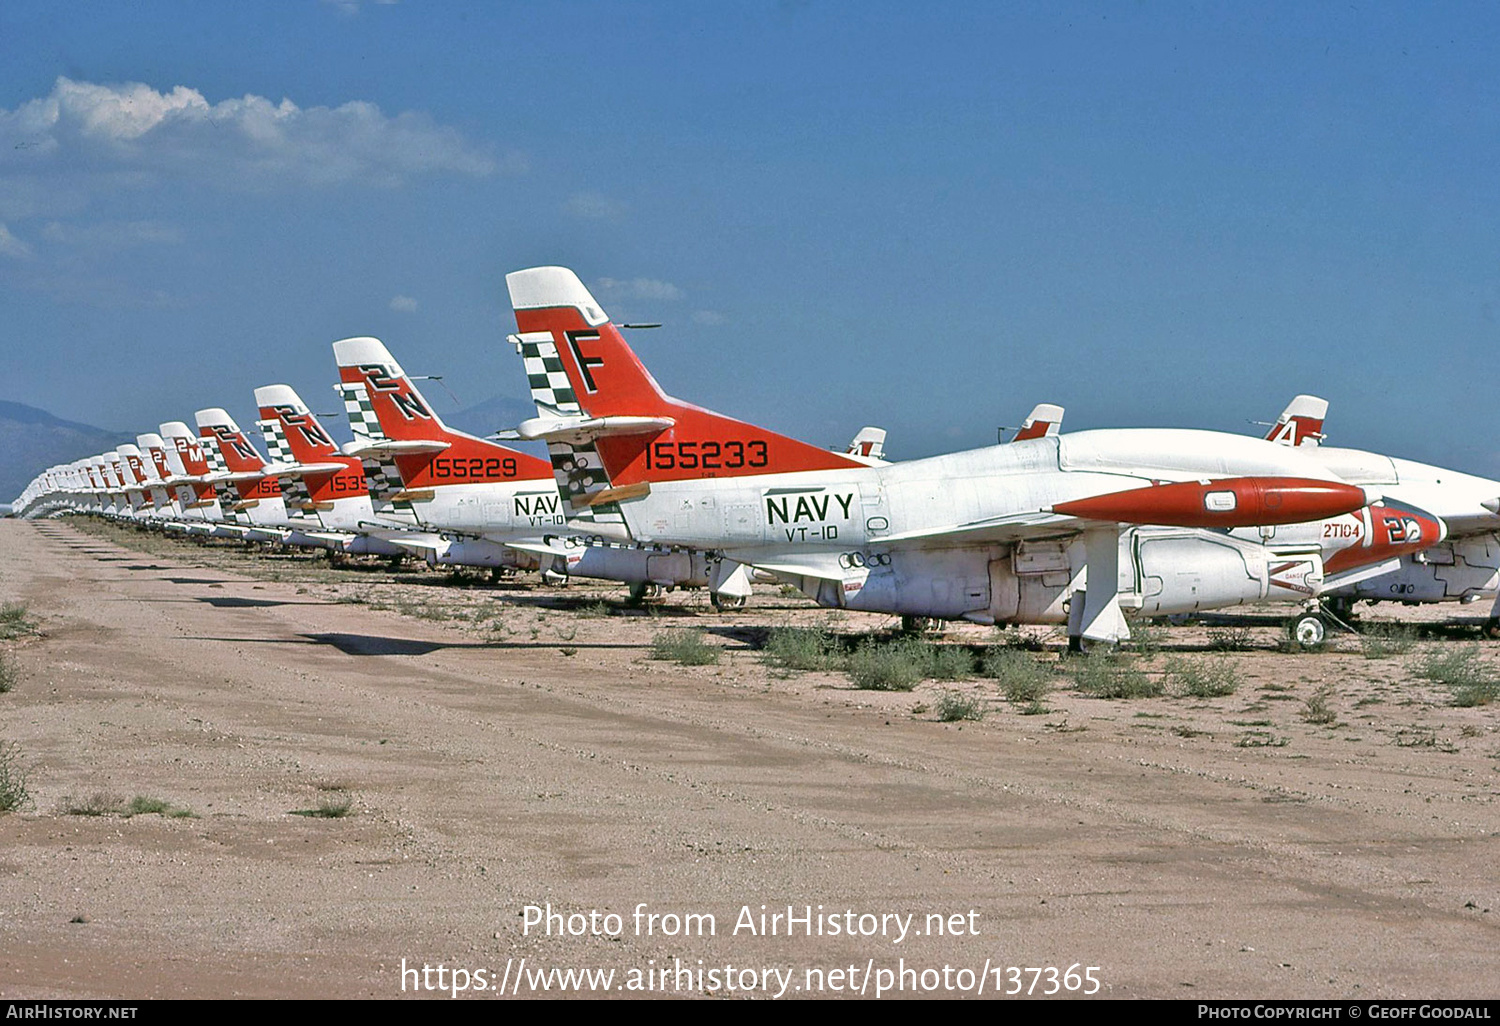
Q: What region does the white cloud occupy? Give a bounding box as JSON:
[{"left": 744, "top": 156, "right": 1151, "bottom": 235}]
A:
[
  {"left": 0, "top": 223, "right": 32, "bottom": 259},
  {"left": 41, "top": 220, "right": 182, "bottom": 248},
  {"left": 389, "top": 295, "right": 418, "bottom": 312},
  {"left": 596, "top": 277, "right": 683, "bottom": 301},
  {"left": 324, "top": 0, "right": 400, "bottom": 13},
  {"left": 0, "top": 77, "right": 508, "bottom": 189},
  {"left": 564, "top": 191, "right": 626, "bottom": 221}
]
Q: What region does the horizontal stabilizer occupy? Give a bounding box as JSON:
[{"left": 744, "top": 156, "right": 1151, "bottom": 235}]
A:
[
  {"left": 264, "top": 461, "right": 348, "bottom": 479},
  {"left": 515, "top": 414, "right": 676, "bottom": 444},
  {"left": 342, "top": 439, "right": 451, "bottom": 457}
]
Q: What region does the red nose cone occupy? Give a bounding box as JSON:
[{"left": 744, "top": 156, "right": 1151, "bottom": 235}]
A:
[
  {"left": 1324, "top": 500, "right": 1447, "bottom": 575},
  {"left": 1053, "top": 477, "right": 1371, "bottom": 528}
]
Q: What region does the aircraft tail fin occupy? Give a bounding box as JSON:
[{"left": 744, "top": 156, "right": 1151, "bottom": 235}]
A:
[
  {"left": 194, "top": 409, "right": 270, "bottom": 475},
  {"left": 332, "top": 336, "right": 551, "bottom": 499},
  {"left": 506, "top": 266, "right": 863, "bottom": 494},
  {"left": 508, "top": 327, "right": 629, "bottom": 528},
  {"left": 332, "top": 337, "right": 450, "bottom": 444},
  {"left": 845, "top": 426, "right": 887, "bottom": 461},
  {"left": 254, "top": 385, "right": 341, "bottom": 464},
  {"left": 1265, "top": 395, "right": 1328, "bottom": 447},
  {"left": 1011, "top": 403, "right": 1064, "bottom": 442}
]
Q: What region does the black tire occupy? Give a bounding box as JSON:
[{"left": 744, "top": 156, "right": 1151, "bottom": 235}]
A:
[
  {"left": 1484, "top": 618, "right": 1500, "bottom": 641},
  {"left": 1288, "top": 612, "right": 1327, "bottom": 649},
  {"left": 628, "top": 581, "right": 661, "bottom": 604},
  {"left": 710, "top": 591, "right": 747, "bottom": 612}
]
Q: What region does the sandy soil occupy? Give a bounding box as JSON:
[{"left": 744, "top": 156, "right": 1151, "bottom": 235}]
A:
[{"left": 0, "top": 517, "right": 1495, "bottom": 1000}]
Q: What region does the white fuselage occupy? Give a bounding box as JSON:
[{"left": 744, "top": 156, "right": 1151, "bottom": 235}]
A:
[
  {"left": 605, "top": 429, "right": 1420, "bottom": 623},
  {"left": 374, "top": 478, "right": 714, "bottom": 587}
]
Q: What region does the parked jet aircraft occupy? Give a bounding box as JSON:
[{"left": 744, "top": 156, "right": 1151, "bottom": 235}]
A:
[
  {"left": 504, "top": 266, "right": 1443, "bottom": 648},
  {"left": 1256, "top": 396, "right": 1500, "bottom": 639},
  {"left": 331, "top": 335, "right": 754, "bottom": 605},
  {"left": 253, "top": 384, "right": 422, "bottom": 558}
]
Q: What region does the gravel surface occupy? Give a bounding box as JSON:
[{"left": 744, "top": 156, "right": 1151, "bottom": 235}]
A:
[{"left": 0, "top": 518, "right": 1496, "bottom": 999}]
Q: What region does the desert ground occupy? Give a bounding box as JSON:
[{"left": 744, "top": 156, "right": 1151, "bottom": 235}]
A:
[{"left": 0, "top": 516, "right": 1496, "bottom": 1000}]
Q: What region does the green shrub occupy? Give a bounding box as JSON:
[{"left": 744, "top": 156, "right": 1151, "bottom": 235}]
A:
[
  {"left": 1414, "top": 646, "right": 1500, "bottom": 707},
  {"left": 1163, "top": 655, "right": 1240, "bottom": 697},
  {"left": 291, "top": 792, "right": 352, "bottom": 818},
  {"left": 1301, "top": 687, "right": 1338, "bottom": 725},
  {"left": 126, "top": 795, "right": 172, "bottom": 816},
  {"left": 62, "top": 792, "right": 125, "bottom": 817},
  {"left": 1071, "top": 653, "right": 1161, "bottom": 699},
  {"left": 847, "top": 638, "right": 928, "bottom": 691},
  {"left": 0, "top": 651, "right": 17, "bottom": 694},
  {"left": 1206, "top": 626, "right": 1255, "bottom": 652},
  {"left": 982, "top": 648, "right": 1054, "bottom": 704},
  {"left": 927, "top": 645, "right": 976, "bottom": 681},
  {"left": 1359, "top": 623, "right": 1417, "bottom": 659},
  {"left": 649, "top": 629, "right": 721, "bottom": 666},
  {"left": 935, "top": 691, "right": 985, "bottom": 722},
  {"left": 0, "top": 603, "right": 36, "bottom": 640},
  {"left": 1125, "top": 619, "right": 1166, "bottom": 655},
  {"left": 0, "top": 742, "right": 31, "bottom": 813},
  {"left": 762, "top": 627, "right": 840, "bottom": 672}
]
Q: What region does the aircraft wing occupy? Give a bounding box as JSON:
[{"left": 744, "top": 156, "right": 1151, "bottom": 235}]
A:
[
  {"left": 263, "top": 461, "right": 348, "bottom": 479},
  {"left": 505, "top": 539, "right": 572, "bottom": 558},
  {"left": 1432, "top": 501, "right": 1500, "bottom": 539},
  {"left": 874, "top": 510, "right": 1078, "bottom": 549}
]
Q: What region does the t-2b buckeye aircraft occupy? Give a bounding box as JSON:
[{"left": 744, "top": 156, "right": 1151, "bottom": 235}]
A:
[{"left": 503, "top": 266, "right": 1443, "bottom": 649}]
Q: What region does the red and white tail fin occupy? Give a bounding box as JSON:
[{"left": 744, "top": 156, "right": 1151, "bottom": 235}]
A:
[
  {"left": 506, "top": 266, "right": 863, "bottom": 492},
  {"left": 254, "top": 384, "right": 367, "bottom": 507},
  {"left": 1010, "top": 403, "right": 1064, "bottom": 442},
  {"left": 136, "top": 433, "right": 171, "bottom": 484},
  {"left": 116, "top": 445, "right": 146, "bottom": 488},
  {"left": 159, "top": 421, "right": 217, "bottom": 507},
  {"left": 1265, "top": 395, "right": 1327, "bottom": 447},
  {"left": 253, "top": 385, "right": 342, "bottom": 464},
  {"left": 331, "top": 336, "right": 551, "bottom": 493},
  {"left": 196, "top": 408, "right": 282, "bottom": 504},
  {"left": 844, "top": 426, "right": 887, "bottom": 464},
  {"left": 195, "top": 409, "right": 269, "bottom": 474}
]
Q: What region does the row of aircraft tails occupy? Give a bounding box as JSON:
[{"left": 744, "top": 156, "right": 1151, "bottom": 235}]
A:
[{"left": 14, "top": 267, "right": 1500, "bottom": 648}]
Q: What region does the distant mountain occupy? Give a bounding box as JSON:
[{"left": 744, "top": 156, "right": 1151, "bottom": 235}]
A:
[
  {"left": 0, "top": 400, "right": 131, "bottom": 503},
  {"left": 443, "top": 394, "right": 536, "bottom": 438}
]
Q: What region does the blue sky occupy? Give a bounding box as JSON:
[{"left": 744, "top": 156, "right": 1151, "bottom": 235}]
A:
[{"left": 2, "top": 1, "right": 1498, "bottom": 475}]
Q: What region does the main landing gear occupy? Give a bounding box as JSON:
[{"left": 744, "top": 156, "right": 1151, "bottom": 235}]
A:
[
  {"left": 1287, "top": 610, "right": 1328, "bottom": 649},
  {"left": 1285, "top": 600, "right": 1359, "bottom": 650},
  {"left": 627, "top": 581, "right": 662, "bottom": 605},
  {"left": 710, "top": 591, "right": 747, "bottom": 612}
]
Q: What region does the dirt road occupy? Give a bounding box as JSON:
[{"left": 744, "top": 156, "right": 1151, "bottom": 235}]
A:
[{"left": 0, "top": 519, "right": 1495, "bottom": 999}]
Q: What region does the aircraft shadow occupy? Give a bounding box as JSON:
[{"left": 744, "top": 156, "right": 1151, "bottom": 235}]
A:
[
  {"left": 194, "top": 596, "right": 328, "bottom": 609},
  {"left": 181, "top": 632, "right": 648, "bottom": 655}
]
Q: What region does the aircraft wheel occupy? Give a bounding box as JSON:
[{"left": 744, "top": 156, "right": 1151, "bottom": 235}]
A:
[
  {"left": 901, "top": 615, "right": 939, "bottom": 634},
  {"left": 541, "top": 569, "right": 569, "bottom": 587},
  {"left": 1484, "top": 617, "right": 1500, "bottom": 640},
  {"left": 1288, "top": 612, "right": 1328, "bottom": 649},
  {"left": 628, "top": 581, "right": 662, "bottom": 604},
  {"left": 710, "top": 591, "right": 747, "bottom": 612}
]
